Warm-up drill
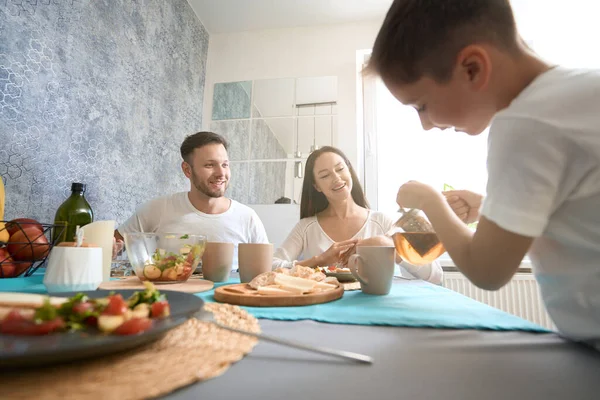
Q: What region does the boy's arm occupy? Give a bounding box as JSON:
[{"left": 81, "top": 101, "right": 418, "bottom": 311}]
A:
[{"left": 423, "top": 192, "right": 533, "bottom": 290}]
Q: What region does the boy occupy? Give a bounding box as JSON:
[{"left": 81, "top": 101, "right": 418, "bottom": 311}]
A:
[{"left": 367, "top": 0, "right": 600, "bottom": 342}]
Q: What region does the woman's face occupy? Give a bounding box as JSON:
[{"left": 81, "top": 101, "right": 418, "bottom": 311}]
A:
[{"left": 312, "top": 152, "right": 353, "bottom": 201}]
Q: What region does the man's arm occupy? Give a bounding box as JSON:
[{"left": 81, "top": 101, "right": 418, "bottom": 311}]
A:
[{"left": 423, "top": 193, "right": 533, "bottom": 290}]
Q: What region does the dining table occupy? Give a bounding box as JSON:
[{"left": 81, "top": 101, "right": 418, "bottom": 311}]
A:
[{"left": 1, "top": 273, "right": 599, "bottom": 400}]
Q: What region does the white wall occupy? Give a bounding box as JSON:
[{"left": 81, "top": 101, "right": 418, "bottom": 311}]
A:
[{"left": 202, "top": 20, "right": 383, "bottom": 170}]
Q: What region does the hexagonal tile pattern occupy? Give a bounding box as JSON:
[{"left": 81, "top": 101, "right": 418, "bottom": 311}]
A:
[{"left": 0, "top": 1, "right": 208, "bottom": 225}]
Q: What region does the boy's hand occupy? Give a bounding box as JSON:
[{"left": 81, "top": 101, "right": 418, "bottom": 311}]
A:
[
  {"left": 443, "top": 190, "right": 484, "bottom": 224},
  {"left": 396, "top": 181, "right": 443, "bottom": 212}
]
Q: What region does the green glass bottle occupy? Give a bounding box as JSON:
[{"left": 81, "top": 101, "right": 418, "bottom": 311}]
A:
[{"left": 53, "top": 182, "right": 94, "bottom": 244}]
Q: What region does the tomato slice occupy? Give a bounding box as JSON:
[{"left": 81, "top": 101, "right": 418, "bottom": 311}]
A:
[
  {"left": 103, "top": 294, "right": 128, "bottom": 316},
  {"left": 4, "top": 310, "right": 28, "bottom": 322},
  {"left": 327, "top": 265, "right": 337, "bottom": 271},
  {"left": 114, "top": 318, "right": 153, "bottom": 335},
  {"left": 72, "top": 301, "right": 94, "bottom": 315},
  {"left": 151, "top": 301, "right": 170, "bottom": 318},
  {"left": 0, "top": 317, "right": 64, "bottom": 335}
]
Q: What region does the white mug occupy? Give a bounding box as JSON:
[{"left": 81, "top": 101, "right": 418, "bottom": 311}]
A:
[{"left": 348, "top": 246, "right": 395, "bottom": 295}]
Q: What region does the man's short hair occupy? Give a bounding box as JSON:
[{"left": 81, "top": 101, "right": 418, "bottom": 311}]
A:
[
  {"left": 180, "top": 131, "right": 228, "bottom": 163},
  {"left": 366, "top": 0, "right": 519, "bottom": 85}
]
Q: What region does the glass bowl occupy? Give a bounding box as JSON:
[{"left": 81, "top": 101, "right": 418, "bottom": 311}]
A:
[{"left": 124, "top": 232, "right": 207, "bottom": 283}]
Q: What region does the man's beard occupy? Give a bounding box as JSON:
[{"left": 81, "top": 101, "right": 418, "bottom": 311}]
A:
[{"left": 191, "top": 173, "right": 228, "bottom": 198}]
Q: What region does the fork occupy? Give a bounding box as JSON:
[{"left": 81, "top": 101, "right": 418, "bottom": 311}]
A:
[{"left": 195, "top": 309, "right": 373, "bottom": 364}]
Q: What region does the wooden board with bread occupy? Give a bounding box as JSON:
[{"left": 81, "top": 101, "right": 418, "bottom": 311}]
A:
[{"left": 214, "top": 265, "right": 344, "bottom": 307}]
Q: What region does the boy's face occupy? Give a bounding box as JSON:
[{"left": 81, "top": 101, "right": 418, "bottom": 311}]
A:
[{"left": 385, "top": 61, "right": 495, "bottom": 135}]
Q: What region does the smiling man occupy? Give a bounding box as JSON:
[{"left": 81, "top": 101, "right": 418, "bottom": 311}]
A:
[{"left": 116, "top": 131, "right": 268, "bottom": 268}]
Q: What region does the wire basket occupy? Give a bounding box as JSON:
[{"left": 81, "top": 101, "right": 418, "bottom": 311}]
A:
[{"left": 0, "top": 221, "right": 65, "bottom": 278}]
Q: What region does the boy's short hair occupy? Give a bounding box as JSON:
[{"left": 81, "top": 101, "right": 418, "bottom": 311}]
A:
[
  {"left": 366, "top": 0, "right": 520, "bottom": 85},
  {"left": 180, "top": 131, "right": 229, "bottom": 162}
]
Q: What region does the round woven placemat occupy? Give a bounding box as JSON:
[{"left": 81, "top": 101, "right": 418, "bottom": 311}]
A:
[{"left": 0, "top": 303, "right": 260, "bottom": 400}]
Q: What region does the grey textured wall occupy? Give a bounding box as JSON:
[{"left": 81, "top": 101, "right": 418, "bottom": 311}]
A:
[{"left": 0, "top": 0, "right": 208, "bottom": 225}]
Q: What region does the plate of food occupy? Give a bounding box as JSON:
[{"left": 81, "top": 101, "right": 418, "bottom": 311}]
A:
[
  {"left": 0, "top": 283, "right": 204, "bottom": 368},
  {"left": 318, "top": 266, "right": 357, "bottom": 283},
  {"left": 214, "top": 265, "right": 344, "bottom": 307}
]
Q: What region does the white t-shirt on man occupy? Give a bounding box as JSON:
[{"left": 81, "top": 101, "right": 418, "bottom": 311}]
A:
[
  {"left": 118, "top": 192, "right": 269, "bottom": 269},
  {"left": 482, "top": 67, "right": 600, "bottom": 341},
  {"left": 272, "top": 210, "right": 443, "bottom": 284}
]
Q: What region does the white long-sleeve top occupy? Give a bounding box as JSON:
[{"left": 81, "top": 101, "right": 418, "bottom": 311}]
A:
[{"left": 272, "top": 210, "right": 443, "bottom": 284}]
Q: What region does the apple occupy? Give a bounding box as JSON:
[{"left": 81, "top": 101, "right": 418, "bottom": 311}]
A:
[
  {"left": 7, "top": 227, "right": 50, "bottom": 261},
  {"left": 0, "top": 248, "right": 17, "bottom": 277},
  {"left": 6, "top": 218, "right": 44, "bottom": 236}
]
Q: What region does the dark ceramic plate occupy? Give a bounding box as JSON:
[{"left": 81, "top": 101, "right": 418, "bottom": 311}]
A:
[{"left": 0, "top": 289, "right": 204, "bottom": 368}]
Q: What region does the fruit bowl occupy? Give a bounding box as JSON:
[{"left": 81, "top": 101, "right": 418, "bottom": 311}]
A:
[
  {"left": 0, "top": 220, "right": 66, "bottom": 278},
  {"left": 124, "top": 232, "right": 207, "bottom": 283}
]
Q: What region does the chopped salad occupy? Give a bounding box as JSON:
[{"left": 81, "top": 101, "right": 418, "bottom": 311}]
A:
[
  {"left": 0, "top": 282, "right": 170, "bottom": 336},
  {"left": 139, "top": 236, "right": 205, "bottom": 282}
]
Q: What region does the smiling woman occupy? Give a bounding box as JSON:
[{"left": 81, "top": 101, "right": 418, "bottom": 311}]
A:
[{"left": 272, "top": 146, "right": 443, "bottom": 284}]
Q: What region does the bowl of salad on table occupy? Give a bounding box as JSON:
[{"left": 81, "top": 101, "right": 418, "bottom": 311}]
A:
[{"left": 124, "top": 233, "right": 207, "bottom": 283}]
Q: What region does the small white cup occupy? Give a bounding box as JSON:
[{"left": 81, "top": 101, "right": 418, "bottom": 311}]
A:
[{"left": 43, "top": 246, "right": 103, "bottom": 293}]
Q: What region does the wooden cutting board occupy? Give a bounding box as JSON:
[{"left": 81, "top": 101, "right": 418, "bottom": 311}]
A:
[
  {"left": 214, "top": 283, "right": 344, "bottom": 307},
  {"left": 99, "top": 276, "right": 214, "bottom": 294}
]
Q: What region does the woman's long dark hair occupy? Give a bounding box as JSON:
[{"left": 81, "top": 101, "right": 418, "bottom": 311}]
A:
[{"left": 300, "top": 146, "right": 369, "bottom": 219}]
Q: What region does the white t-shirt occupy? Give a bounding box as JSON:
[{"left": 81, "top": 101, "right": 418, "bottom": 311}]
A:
[
  {"left": 482, "top": 67, "right": 600, "bottom": 341},
  {"left": 272, "top": 210, "right": 443, "bottom": 284},
  {"left": 118, "top": 192, "right": 269, "bottom": 269}
]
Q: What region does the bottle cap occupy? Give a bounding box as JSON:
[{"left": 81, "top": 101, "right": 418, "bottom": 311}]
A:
[{"left": 71, "top": 182, "right": 86, "bottom": 192}]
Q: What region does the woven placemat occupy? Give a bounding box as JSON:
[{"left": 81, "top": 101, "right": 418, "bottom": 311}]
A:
[{"left": 0, "top": 303, "right": 260, "bottom": 400}]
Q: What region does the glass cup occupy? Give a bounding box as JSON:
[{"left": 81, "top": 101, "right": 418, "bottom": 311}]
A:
[{"left": 111, "top": 239, "right": 132, "bottom": 277}]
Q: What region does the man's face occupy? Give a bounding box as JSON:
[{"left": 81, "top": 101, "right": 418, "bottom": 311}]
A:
[
  {"left": 385, "top": 70, "right": 495, "bottom": 136},
  {"left": 184, "top": 143, "right": 230, "bottom": 198}
]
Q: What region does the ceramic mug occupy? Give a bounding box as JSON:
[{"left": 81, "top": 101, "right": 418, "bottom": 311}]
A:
[
  {"left": 201, "top": 242, "right": 234, "bottom": 282},
  {"left": 238, "top": 243, "right": 274, "bottom": 283},
  {"left": 348, "top": 246, "right": 395, "bottom": 295}
]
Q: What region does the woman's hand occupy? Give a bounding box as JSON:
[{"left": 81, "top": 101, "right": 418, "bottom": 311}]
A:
[
  {"left": 339, "top": 236, "right": 393, "bottom": 266},
  {"left": 443, "top": 190, "right": 484, "bottom": 224},
  {"left": 317, "top": 239, "right": 358, "bottom": 267}
]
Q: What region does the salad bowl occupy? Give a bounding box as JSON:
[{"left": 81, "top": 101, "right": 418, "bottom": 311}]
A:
[{"left": 124, "top": 233, "right": 207, "bottom": 283}]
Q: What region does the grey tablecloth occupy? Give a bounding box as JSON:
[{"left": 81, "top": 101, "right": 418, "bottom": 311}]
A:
[{"left": 165, "top": 318, "right": 600, "bottom": 400}]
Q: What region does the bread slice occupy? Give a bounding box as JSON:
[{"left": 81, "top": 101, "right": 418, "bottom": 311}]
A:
[
  {"left": 248, "top": 271, "right": 277, "bottom": 290},
  {"left": 0, "top": 292, "right": 68, "bottom": 309}
]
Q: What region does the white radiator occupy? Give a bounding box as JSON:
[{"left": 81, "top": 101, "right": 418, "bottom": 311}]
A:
[{"left": 443, "top": 272, "right": 556, "bottom": 330}]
